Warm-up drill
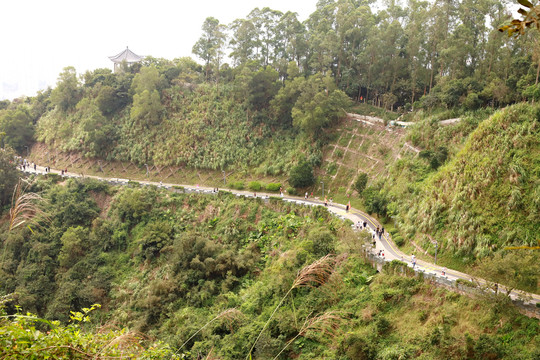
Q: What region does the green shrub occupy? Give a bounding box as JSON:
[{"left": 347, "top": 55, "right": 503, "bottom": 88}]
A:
[
  {"left": 326, "top": 162, "right": 338, "bottom": 175},
  {"left": 393, "top": 235, "right": 404, "bottom": 247},
  {"left": 338, "top": 333, "right": 376, "bottom": 360},
  {"left": 309, "top": 228, "right": 336, "bottom": 256},
  {"left": 229, "top": 181, "right": 245, "bottom": 190},
  {"left": 0, "top": 305, "right": 173, "bottom": 358},
  {"left": 46, "top": 173, "right": 62, "bottom": 182},
  {"left": 137, "top": 221, "right": 173, "bottom": 261},
  {"left": 354, "top": 172, "right": 368, "bottom": 194},
  {"left": 363, "top": 186, "right": 388, "bottom": 217},
  {"left": 307, "top": 151, "right": 322, "bottom": 167},
  {"left": 265, "top": 183, "right": 281, "bottom": 192},
  {"left": 456, "top": 278, "right": 477, "bottom": 288},
  {"left": 288, "top": 160, "right": 315, "bottom": 188},
  {"left": 286, "top": 186, "right": 297, "bottom": 195},
  {"left": 248, "top": 181, "right": 262, "bottom": 191},
  {"left": 0, "top": 146, "right": 18, "bottom": 207},
  {"left": 376, "top": 316, "right": 391, "bottom": 335}
]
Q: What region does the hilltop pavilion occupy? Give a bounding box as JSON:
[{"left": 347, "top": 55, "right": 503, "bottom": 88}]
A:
[{"left": 109, "top": 47, "right": 143, "bottom": 72}]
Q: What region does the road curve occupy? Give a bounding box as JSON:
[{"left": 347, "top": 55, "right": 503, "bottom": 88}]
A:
[{"left": 18, "top": 164, "right": 540, "bottom": 306}]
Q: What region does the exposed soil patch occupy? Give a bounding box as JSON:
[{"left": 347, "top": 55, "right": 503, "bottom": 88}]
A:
[{"left": 89, "top": 191, "right": 113, "bottom": 218}]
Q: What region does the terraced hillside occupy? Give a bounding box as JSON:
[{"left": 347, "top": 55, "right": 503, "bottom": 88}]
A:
[{"left": 315, "top": 114, "right": 414, "bottom": 201}]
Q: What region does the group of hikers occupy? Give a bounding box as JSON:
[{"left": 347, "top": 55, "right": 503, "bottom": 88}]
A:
[
  {"left": 375, "top": 226, "right": 385, "bottom": 239},
  {"left": 18, "top": 158, "right": 70, "bottom": 175},
  {"left": 19, "top": 159, "right": 36, "bottom": 172}
]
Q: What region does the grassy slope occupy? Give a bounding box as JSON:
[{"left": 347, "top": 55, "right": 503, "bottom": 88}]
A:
[{"left": 401, "top": 104, "right": 539, "bottom": 263}]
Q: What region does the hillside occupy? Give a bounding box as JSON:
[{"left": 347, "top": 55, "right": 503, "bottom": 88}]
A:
[
  {"left": 2, "top": 0, "right": 540, "bottom": 357},
  {"left": 0, "top": 177, "right": 538, "bottom": 359},
  {"left": 396, "top": 104, "right": 539, "bottom": 267}
]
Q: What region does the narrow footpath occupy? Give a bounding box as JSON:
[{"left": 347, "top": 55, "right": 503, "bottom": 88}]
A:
[{"left": 19, "top": 164, "right": 539, "bottom": 307}]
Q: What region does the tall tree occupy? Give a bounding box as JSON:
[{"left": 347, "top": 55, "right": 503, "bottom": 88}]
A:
[
  {"left": 404, "top": 0, "right": 429, "bottom": 105},
  {"left": 274, "top": 11, "right": 307, "bottom": 75},
  {"left": 192, "top": 17, "right": 227, "bottom": 81},
  {"left": 50, "top": 67, "right": 81, "bottom": 112},
  {"left": 292, "top": 74, "right": 350, "bottom": 135},
  {"left": 229, "top": 18, "right": 258, "bottom": 66},
  {"left": 0, "top": 106, "right": 34, "bottom": 153},
  {"left": 248, "top": 7, "right": 283, "bottom": 66}
]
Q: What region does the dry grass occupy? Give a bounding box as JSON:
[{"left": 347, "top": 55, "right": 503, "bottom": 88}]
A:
[
  {"left": 246, "top": 255, "right": 338, "bottom": 359},
  {"left": 95, "top": 330, "right": 147, "bottom": 358},
  {"left": 272, "top": 311, "right": 345, "bottom": 359},
  {"left": 292, "top": 254, "right": 337, "bottom": 289},
  {"left": 8, "top": 179, "right": 47, "bottom": 232}
]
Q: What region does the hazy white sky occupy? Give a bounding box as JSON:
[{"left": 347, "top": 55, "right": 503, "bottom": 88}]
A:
[{"left": 0, "top": 0, "right": 316, "bottom": 100}]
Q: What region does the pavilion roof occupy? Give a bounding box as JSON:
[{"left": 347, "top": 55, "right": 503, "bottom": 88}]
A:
[{"left": 109, "top": 47, "right": 143, "bottom": 63}]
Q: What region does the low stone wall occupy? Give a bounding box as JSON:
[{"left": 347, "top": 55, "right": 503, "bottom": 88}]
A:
[{"left": 361, "top": 247, "right": 540, "bottom": 319}]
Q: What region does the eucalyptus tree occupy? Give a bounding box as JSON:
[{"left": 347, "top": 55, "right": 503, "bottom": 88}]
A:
[
  {"left": 248, "top": 7, "right": 283, "bottom": 66},
  {"left": 374, "top": 8, "right": 407, "bottom": 106},
  {"left": 335, "top": 0, "right": 375, "bottom": 94},
  {"left": 274, "top": 11, "right": 308, "bottom": 76},
  {"left": 248, "top": 66, "right": 281, "bottom": 111},
  {"left": 304, "top": 0, "right": 339, "bottom": 75},
  {"left": 192, "top": 17, "right": 227, "bottom": 82},
  {"left": 404, "top": 0, "right": 429, "bottom": 105},
  {"left": 271, "top": 62, "right": 306, "bottom": 127},
  {"left": 334, "top": 0, "right": 360, "bottom": 86},
  {"left": 229, "top": 18, "right": 258, "bottom": 66},
  {"left": 0, "top": 106, "right": 34, "bottom": 153}
]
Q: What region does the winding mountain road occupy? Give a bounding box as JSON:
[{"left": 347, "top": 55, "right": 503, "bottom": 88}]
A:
[{"left": 19, "top": 164, "right": 540, "bottom": 308}]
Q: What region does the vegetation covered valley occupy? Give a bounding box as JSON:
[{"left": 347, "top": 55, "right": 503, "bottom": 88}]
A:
[{"left": 0, "top": 178, "right": 538, "bottom": 359}]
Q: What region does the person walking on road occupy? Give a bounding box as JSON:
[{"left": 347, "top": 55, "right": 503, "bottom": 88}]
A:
[
  {"left": 305, "top": 192, "right": 308, "bottom": 199},
  {"left": 412, "top": 255, "right": 416, "bottom": 268}
]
